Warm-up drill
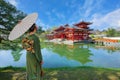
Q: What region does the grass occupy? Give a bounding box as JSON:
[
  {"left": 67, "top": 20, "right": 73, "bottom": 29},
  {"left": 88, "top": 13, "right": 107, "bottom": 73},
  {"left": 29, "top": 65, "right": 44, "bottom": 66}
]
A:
[
  {"left": 0, "top": 66, "right": 120, "bottom": 80},
  {"left": 0, "top": 66, "right": 26, "bottom": 71}
]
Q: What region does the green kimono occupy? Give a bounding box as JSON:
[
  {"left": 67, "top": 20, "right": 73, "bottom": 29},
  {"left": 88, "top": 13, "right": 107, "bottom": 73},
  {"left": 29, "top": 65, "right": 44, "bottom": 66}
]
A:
[{"left": 22, "top": 34, "right": 42, "bottom": 80}]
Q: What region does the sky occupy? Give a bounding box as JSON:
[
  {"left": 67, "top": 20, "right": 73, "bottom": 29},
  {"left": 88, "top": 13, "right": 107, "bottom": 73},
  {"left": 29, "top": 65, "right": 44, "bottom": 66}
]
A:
[{"left": 5, "top": 0, "right": 120, "bottom": 30}]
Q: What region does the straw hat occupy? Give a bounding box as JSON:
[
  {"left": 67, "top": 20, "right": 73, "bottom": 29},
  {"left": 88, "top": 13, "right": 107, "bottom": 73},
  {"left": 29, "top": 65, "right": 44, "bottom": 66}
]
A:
[{"left": 8, "top": 13, "right": 38, "bottom": 40}]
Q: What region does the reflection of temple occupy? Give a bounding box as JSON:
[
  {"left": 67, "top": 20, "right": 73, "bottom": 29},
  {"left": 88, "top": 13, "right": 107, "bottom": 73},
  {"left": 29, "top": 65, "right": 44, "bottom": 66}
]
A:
[
  {"left": 44, "top": 43, "right": 93, "bottom": 64},
  {"left": 47, "top": 21, "right": 93, "bottom": 43}
]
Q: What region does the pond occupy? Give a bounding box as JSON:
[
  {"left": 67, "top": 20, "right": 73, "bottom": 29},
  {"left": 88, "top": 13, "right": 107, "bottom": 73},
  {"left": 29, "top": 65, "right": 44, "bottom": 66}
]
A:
[{"left": 0, "top": 42, "right": 120, "bottom": 68}]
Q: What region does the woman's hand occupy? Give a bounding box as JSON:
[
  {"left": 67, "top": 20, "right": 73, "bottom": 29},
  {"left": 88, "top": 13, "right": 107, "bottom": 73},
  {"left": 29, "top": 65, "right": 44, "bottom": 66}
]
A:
[
  {"left": 26, "top": 47, "right": 32, "bottom": 51},
  {"left": 18, "top": 20, "right": 22, "bottom": 24},
  {"left": 40, "top": 61, "right": 43, "bottom": 65}
]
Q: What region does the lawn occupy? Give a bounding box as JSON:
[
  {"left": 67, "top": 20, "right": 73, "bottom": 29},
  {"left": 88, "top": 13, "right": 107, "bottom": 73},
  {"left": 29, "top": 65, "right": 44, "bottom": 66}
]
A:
[{"left": 0, "top": 66, "right": 120, "bottom": 80}]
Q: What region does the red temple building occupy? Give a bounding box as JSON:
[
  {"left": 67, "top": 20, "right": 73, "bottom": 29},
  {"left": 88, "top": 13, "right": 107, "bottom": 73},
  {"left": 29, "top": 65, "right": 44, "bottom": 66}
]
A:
[{"left": 46, "top": 21, "right": 93, "bottom": 43}]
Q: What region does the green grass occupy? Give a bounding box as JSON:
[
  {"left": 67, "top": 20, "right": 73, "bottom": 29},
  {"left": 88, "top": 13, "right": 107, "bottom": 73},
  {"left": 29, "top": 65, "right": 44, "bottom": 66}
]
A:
[
  {"left": 0, "top": 66, "right": 120, "bottom": 80},
  {"left": 0, "top": 66, "right": 26, "bottom": 72}
]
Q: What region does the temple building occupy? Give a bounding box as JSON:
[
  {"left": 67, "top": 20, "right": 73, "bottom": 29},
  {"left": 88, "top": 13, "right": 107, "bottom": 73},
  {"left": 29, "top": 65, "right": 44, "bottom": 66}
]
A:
[{"left": 46, "top": 21, "right": 93, "bottom": 43}]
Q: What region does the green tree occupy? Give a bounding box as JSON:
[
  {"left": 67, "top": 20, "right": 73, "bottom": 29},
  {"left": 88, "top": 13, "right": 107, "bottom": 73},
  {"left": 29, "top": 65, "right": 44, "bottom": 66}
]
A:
[
  {"left": 115, "top": 32, "right": 120, "bottom": 36},
  {"left": 36, "top": 26, "right": 45, "bottom": 34},
  {"left": 0, "top": 0, "right": 26, "bottom": 30},
  {"left": 106, "top": 28, "right": 116, "bottom": 37}
]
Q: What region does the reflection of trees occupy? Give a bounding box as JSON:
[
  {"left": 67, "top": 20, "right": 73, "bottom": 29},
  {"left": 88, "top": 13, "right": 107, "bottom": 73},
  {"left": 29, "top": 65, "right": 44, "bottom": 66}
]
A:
[
  {"left": 72, "top": 44, "right": 93, "bottom": 64},
  {"left": 1, "top": 40, "right": 46, "bottom": 62},
  {"left": 95, "top": 45, "right": 120, "bottom": 54},
  {"left": 0, "top": 39, "right": 23, "bottom": 61},
  {"left": 106, "top": 47, "right": 118, "bottom": 54},
  {"left": 43, "top": 43, "right": 93, "bottom": 64},
  {"left": 11, "top": 48, "right": 23, "bottom": 61}
]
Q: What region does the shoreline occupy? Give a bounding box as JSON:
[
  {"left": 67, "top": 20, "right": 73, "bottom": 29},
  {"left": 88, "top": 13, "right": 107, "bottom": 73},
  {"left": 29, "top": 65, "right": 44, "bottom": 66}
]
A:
[
  {"left": 0, "top": 66, "right": 120, "bottom": 80},
  {"left": 1, "top": 66, "right": 120, "bottom": 71}
]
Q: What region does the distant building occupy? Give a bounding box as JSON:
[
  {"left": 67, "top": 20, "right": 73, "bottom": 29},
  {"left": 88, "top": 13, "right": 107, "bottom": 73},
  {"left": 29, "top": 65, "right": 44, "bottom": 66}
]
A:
[{"left": 46, "top": 21, "right": 93, "bottom": 43}]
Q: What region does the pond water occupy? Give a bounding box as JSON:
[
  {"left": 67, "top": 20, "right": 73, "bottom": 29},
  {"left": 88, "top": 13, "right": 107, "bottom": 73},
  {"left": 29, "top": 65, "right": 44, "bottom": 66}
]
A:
[{"left": 0, "top": 42, "right": 120, "bottom": 68}]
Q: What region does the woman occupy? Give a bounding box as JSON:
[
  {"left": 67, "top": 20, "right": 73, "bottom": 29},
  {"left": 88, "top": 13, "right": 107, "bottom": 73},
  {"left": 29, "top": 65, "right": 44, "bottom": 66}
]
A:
[{"left": 22, "top": 23, "right": 43, "bottom": 80}]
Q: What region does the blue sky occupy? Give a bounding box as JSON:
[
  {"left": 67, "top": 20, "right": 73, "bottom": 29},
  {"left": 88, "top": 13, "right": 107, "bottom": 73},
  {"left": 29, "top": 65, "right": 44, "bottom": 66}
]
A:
[{"left": 5, "top": 0, "right": 120, "bottom": 30}]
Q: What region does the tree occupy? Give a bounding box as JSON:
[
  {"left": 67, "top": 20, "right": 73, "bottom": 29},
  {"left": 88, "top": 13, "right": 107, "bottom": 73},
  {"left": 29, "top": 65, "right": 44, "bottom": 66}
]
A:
[
  {"left": 105, "top": 28, "right": 116, "bottom": 37},
  {"left": 36, "top": 26, "right": 45, "bottom": 34},
  {"left": 0, "top": 0, "right": 26, "bottom": 30}
]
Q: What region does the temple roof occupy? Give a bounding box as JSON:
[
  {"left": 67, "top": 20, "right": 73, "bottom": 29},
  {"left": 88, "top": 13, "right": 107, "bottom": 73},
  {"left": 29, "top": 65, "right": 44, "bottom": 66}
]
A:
[
  {"left": 74, "top": 27, "right": 93, "bottom": 31},
  {"left": 74, "top": 21, "right": 92, "bottom": 26},
  {"left": 64, "top": 27, "right": 74, "bottom": 31},
  {"left": 54, "top": 26, "right": 65, "bottom": 31},
  {"left": 64, "top": 24, "right": 69, "bottom": 27}
]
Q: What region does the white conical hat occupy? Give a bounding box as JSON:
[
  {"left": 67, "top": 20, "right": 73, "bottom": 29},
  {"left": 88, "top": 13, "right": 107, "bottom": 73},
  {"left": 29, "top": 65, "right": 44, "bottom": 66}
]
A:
[{"left": 8, "top": 13, "right": 38, "bottom": 40}]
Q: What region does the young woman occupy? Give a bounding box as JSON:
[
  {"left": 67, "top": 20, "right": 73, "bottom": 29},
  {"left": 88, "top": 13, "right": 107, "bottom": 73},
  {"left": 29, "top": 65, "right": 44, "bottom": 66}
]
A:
[{"left": 22, "top": 23, "right": 43, "bottom": 80}]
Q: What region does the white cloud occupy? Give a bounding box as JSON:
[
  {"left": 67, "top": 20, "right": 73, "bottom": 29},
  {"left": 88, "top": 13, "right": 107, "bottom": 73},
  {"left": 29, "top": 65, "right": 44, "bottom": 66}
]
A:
[
  {"left": 36, "top": 18, "right": 49, "bottom": 30},
  {"left": 56, "top": 13, "right": 65, "bottom": 20},
  {"left": 8, "top": 0, "right": 18, "bottom": 7},
  {"left": 65, "top": 0, "right": 77, "bottom": 8},
  {"left": 118, "top": 20, "right": 120, "bottom": 26},
  {"left": 68, "top": 0, "right": 104, "bottom": 23},
  {"left": 83, "top": 0, "right": 94, "bottom": 9},
  {"left": 51, "top": 9, "right": 65, "bottom": 20},
  {"left": 83, "top": 0, "right": 104, "bottom": 18},
  {"left": 91, "top": 9, "right": 120, "bottom": 30}
]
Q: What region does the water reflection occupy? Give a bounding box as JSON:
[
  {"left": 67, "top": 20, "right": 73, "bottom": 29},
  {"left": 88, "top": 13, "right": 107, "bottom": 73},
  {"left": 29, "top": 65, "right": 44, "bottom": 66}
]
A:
[
  {"left": 0, "top": 50, "right": 26, "bottom": 67},
  {"left": 95, "top": 45, "right": 120, "bottom": 52},
  {"left": 44, "top": 43, "right": 93, "bottom": 65},
  {"left": 11, "top": 48, "right": 23, "bottom": 61},
  {"left": 0, "top": 42, "right": 120, "bottom": 68},
  {"left": 0, "top": 39, "right": 23, "bottom": 61}
]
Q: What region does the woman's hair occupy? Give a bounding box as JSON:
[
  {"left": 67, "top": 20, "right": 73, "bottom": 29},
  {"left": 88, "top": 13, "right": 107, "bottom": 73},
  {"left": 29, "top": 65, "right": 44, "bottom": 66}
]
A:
[{"left": 28, "top": 23, "right": 36, "bottom": 32}]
